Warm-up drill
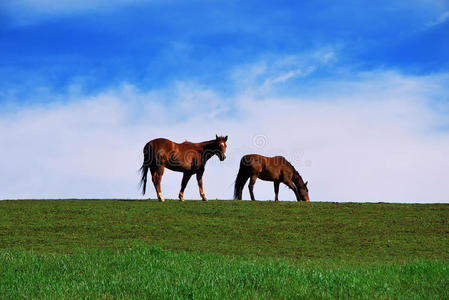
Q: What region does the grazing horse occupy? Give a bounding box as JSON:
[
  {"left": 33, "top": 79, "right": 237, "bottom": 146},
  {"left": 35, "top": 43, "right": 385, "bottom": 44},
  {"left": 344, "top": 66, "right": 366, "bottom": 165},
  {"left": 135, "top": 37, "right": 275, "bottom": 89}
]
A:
[
  {"left": 140, "top": 135, "right": 228, "bottom": 202},
  {"left": 234, "top": 154, "right": 309, "bottom": 202}
]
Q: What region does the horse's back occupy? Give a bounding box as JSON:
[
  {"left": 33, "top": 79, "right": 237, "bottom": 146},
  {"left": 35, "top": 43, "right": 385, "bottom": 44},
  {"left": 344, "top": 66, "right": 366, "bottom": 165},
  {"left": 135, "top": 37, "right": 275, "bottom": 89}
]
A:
[
  {"left": 269, "top": 156, "right": 289, "bottom": 166},
  {"left": 148, "top": 138, "right": 181, "bottom": 151},
  {"left": 148, "top": 138, "right": 175, "bottom": 147},
  {"left": 240, "top": 154, "right": 292, "bottom": 181},
  {"left": 240, "top": 154, "right": 266, "bottom": 173},
  {"left": 145, "top": 138, "right": 178, "bottom": 160},
  {"left": 241, "top": 154, "right": 287, "bottom": 166},
  {"left": 241, "top": 154, "right": 264, "bottom": 165}
]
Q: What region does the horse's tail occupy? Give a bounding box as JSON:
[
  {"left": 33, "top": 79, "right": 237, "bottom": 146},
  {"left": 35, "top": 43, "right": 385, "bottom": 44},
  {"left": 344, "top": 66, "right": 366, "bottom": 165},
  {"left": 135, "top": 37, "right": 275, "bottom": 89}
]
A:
[
  {"left": 140, "top": 143, "right": 151, "bottom": 195},
  {"left": 234, "top": 159, "right": 249, "bottom": 200}
]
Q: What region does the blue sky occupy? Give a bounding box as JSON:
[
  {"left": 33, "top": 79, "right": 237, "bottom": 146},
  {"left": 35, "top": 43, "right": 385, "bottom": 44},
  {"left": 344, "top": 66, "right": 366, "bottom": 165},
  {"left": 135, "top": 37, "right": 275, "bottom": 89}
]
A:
[
  {"left": 1, "top": 1, "right": 448, "bottom": 202},
  {"left": 1, "top": 0, "right": 448, "bottom": 100}
]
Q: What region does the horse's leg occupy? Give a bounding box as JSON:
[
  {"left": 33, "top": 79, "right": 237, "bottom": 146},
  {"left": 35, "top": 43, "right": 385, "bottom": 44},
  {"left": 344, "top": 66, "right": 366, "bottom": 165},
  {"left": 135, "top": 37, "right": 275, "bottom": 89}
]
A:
[
  {"left": 196, "top": 170, "right": 207, "bottom": 201},
  {"left": 151, "top": 165, "right": 165, "bottom": 202},
  {"left": 179, "top": 172, "right": 193, "bottom": 202},
  {"left": 248, "top": 175, "right": 258, "bottom": 201},
  {"left": 284, "top": 180, "right": 300, "bottom": 201},
  {"left": 274, "top": 181, "right": 280, "bottom": 202}
]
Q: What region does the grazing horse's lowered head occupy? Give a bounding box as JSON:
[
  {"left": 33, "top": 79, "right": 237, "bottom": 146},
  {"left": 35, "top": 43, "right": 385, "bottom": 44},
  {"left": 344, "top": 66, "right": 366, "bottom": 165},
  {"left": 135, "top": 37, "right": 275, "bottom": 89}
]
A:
[{"left": 292, "top": 171, "right": 310, "bottom": 202}]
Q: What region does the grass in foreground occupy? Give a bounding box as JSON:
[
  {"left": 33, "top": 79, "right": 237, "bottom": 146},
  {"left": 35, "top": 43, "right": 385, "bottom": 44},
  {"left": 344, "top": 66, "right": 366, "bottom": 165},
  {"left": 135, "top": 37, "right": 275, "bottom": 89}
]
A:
[
  {"left": 1, "top": 200, "right": 448, "bottom": 299},
  {"left": 1, "top": 200, "right": 448, "bottom": 264},
  {"left": 1, "top": 246, "right": 448, "bottom": 299}
]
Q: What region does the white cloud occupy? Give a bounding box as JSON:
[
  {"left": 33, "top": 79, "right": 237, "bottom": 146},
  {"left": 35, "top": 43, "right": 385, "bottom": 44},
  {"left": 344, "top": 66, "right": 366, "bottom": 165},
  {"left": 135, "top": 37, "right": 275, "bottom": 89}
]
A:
[
  {"left": 263, "top": 67, "right": 315, "bottom": 86},
  {"left": 427, "top": 10, "right": 449, "bottom": 27},
  {"left": 231, "top": 50, "right": 337, "bottom": 93},
  {"left": 1, "top": 70, "right": 449, "bottom": 203}
]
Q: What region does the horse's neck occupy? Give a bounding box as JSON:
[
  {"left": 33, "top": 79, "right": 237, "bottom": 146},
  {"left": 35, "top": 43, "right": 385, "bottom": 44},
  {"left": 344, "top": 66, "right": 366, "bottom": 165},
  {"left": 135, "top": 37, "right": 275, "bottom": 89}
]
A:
[
  {"left": 199, "top": 140, "right": 217, "bottom": 163},
  {"left": 199, "top": 140, "right": 216, "bottom": 151},
  {"left": 295, "top": 172, "right": 305, "bottom": 187}
]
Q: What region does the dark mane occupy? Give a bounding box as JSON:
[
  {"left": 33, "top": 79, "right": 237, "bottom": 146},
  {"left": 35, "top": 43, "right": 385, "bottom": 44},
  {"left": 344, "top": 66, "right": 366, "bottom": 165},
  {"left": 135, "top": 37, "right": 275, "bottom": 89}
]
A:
[{"left": 200, "top": 139, "right": 217, "bottom": 146}]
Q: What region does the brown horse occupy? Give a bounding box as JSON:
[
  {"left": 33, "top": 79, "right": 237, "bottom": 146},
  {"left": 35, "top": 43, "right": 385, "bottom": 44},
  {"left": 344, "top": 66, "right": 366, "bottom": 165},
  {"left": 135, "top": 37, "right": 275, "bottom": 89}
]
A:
[
  {"left": 234, "top": 154, "right": 309, "bottom": 202},
  {"left": 140, "top": 135, "right": 228, "bottom": 202}
]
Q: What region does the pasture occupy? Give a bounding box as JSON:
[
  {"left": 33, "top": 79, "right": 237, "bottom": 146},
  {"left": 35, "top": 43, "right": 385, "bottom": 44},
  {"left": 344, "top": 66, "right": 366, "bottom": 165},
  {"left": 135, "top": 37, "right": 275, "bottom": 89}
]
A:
[{"left": 1, "top": 200, "right": 448, "bottom": 298}]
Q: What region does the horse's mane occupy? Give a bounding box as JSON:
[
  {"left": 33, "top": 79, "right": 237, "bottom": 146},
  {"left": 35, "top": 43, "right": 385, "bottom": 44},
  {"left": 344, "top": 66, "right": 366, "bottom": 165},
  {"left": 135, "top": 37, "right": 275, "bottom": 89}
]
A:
[
  {"left": 294, "top": 169, "right": 306, "bottom": 187},
  {"left": 199, "top": 139, "right": 218, "bottom": 147},
  {"left": 179, "top": 139, "right": 217, "bottom": 148}
]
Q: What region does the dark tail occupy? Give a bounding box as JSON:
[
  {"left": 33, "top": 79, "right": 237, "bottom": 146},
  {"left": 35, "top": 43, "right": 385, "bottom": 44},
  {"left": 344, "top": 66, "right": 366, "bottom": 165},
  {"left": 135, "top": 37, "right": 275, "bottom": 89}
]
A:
[
  {"left": 234, "top": 161, "right": 249, "bottom": 200},
  {"left": 140, "top": 143, "right": 151, "bottom": 195}
]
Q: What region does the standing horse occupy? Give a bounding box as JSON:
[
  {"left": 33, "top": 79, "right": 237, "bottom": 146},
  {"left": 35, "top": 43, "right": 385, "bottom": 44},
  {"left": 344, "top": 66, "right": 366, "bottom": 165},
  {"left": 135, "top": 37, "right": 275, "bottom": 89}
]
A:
[
  {"left": 234, "top": 154, "right": 309, "bottom": 202},
  {"left": 140, "top": 135, "right": 228, "bottom": 202}
]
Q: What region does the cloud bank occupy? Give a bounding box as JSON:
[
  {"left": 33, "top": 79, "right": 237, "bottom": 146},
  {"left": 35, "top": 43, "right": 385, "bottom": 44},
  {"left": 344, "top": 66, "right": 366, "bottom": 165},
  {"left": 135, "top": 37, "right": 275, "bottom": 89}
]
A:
[{"left": 1, "top": 69, "right": 448, "bottom": 203}]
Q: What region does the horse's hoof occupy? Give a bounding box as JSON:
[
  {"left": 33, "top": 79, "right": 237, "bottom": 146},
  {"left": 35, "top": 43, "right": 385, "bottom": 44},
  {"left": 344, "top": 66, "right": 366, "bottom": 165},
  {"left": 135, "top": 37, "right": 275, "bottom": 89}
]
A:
[{"left": 202, "top": 198, "right": 208, "bottom": 201}]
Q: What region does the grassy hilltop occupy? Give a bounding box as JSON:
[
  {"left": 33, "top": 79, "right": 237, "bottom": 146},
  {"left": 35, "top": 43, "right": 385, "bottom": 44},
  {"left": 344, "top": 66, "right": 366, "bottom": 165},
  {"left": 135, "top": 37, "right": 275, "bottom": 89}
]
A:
[{"left": 1, "top": 200, "right": 448, "bottom": 298}]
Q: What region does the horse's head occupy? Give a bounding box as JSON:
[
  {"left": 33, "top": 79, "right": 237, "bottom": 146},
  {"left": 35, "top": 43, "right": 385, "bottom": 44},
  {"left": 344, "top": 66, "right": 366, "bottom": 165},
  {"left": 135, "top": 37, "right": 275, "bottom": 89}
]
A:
[
  {"left": 214, "top": 134, "right": 228, "bottom": 161},
  {"left": 293, "top": 171, "right": 310, "bottom": 202}
]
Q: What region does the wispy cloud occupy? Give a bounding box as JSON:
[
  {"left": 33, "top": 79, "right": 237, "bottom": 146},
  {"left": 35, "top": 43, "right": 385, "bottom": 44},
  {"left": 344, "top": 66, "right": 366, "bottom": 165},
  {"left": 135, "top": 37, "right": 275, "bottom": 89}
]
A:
[
  {"left": 231, "top": 50, "right": 337, "bottom": 94},
  {"left": 263, "top": 67, "right": 316, "bottom": 86},
  {"left": 1, "top": 69, "right": 448, "bottom": 202},
  {"left": 426, "top": 10, "right": 449, "bottom": 27}
]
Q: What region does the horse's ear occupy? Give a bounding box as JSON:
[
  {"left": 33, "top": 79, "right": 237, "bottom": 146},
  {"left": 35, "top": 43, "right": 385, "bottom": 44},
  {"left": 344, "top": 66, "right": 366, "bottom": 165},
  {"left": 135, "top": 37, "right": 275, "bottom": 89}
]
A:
[
  {"left": 216, "top": 134, "right": 219, "bottom": 139},
  {"left": 305, "top": 181, "right": 308, "bottom": 186},
  {"left": 224, "top": 136, "right": 228, "bottom": 141}
]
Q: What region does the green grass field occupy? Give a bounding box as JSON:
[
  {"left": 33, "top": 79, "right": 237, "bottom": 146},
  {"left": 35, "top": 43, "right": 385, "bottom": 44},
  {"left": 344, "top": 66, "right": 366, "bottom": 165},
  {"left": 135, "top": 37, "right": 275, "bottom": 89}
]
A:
[{"left": 1, "top": 200, "right": 448, "bottom": 298}]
